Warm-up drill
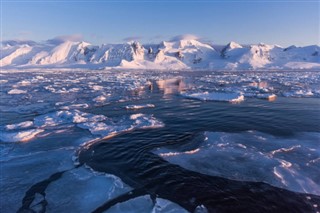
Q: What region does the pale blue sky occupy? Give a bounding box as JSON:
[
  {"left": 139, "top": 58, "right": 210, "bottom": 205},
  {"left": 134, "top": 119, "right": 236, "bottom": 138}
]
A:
[{"left": 2, "top": 0, "right": 320, "bottom": 47}]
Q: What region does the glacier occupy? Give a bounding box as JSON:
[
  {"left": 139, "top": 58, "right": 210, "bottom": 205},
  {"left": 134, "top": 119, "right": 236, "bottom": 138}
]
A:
[{"left": 1, "top": 38, "right": 319, "bottom": 70}]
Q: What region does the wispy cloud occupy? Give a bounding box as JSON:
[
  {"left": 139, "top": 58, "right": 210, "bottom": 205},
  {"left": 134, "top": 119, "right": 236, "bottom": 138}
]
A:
[
  {"left": 170, "top": 34, "right": 200, "bottom": 41},
  {"left": 48, "top": 34, "right": 83, "bottom": 44},
  {"left": 122, "top": 36, "right": 143, "bottom": 42}
]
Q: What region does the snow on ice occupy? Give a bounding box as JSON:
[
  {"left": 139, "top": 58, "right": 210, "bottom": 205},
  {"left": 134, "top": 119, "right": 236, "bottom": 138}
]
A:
[
  {"left": 154, "top": 131, "right": 320, "bottom": 196},
  {"left": 181, "top": 91, "right": 244, "bottom": 102}
]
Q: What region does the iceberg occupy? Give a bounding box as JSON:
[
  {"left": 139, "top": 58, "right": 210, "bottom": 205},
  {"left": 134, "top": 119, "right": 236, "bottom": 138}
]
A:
[{"left": 181, "top": 91, "right": 244, "bottom": 102}]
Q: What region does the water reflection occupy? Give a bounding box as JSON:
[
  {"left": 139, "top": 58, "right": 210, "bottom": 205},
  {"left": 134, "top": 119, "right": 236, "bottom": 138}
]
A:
[{"left": 157, "top": 78, "right": 191, "bottom": 96}]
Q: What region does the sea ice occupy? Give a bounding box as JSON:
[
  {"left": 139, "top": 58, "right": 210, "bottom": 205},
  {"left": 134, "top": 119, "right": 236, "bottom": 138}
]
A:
[
  {"left": 154, "top": 131, "right": 320, "bottom": 195},
  {"left": 77, "top": 122, "right": 127, "bottom": 137},
  {"left": 33, "top": 110, "right": 106, "bottom": 127},
  {"left": 130, "top": 113, "right": 165, "bottom": 129},
  {"left": 181, "top": 91, "right": 244, "bottom": 103},
  {"left": 256, "top": 93, "right": 277, "bottom": 101},
  {"left": 0, "top": 129, "right": 44, "bottom": 142},
  {"left": 106, "top": 195, "right": 188, "bottom": 213},
  {"left": 93, "top": 95, "right": 107, "bottom": 102},
  {"left": 0, "top": 148, "right": 76, "bottom": 212},
  {"left": 125, "top": 104, "right": 155, "bottom": 110},
  {"left": 7, "top": 89, "right": 27, "bottom": 94},
  {"left": 78, "top": 114, "right": 164, "bottom": 138},
  {"left": 5, "top": 121, "right": 34, "bottom": 130},
  {"left": 46, "top": 167, "right": 130, "bottom": 213}
]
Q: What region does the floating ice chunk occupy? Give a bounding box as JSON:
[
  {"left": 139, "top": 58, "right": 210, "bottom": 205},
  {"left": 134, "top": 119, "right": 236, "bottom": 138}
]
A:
[
  {"left": 1, "top": 148, "right": 75, "bottom": 213},
  {"left": 0, "top": 79, "right": 8, "bottom": 84},
  {"left": 91, "top": 85, "right": 104, "bottom": 91},
  {"left": 106, "top": 195, "right": 188, "bottom": 213},
  {"left": 78, "top": 114, "right": 164, "bottom": 138},
  {"left": 77, "top": 122, "right": 128, "bottom": 137},
  {"left": 155, "top": 131, "right": 320, "bottom": 195},
  {"left": 130, "top": 113, "right": 165, "bottom": 129},
  {"left": 106, "top": 195, "right": 154, "bottom": 213},
  {"left": 130, "top": 113, "right": 144, "bottom": 120},
  {"left": 17, "top": 80, "right": 31, "bottom": 86},
  {"left": 256, "top": 93, "right": 277, "bottom": 101},
  {"left": 282, "top": 90, "right": 314, "bottom": 98},
  {"left": 152, "top": 198, "right": 189, "bottom": 213},
  {"left": 60, "top": 103, "right": 89, "bottom": 110},
  {"left": 34, "top": 110, "right": 106, "bottom": 127},
  {"left": 181, "top": 91, "right": 244, "bottom": 103},
  {"left": 7, "top": 89, "right": 27, "bottom": 94},
  {"left": 125, "top": 104, "right": 155, "bottom": 110},
  {"left": 46, "top": 167, "right": 130, "bottom": 213},
  {"left": 5, "top": 121, "right": 34, "bottom": 130},
  {"left": 0, "top": 129, "right": 44, "bottom": 142},
  {"left": 93, "top": 95, "right": 107, "bottom": 102}
]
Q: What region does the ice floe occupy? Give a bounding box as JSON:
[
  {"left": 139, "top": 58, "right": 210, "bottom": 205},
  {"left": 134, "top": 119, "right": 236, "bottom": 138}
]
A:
[
  {"left": 33, "top": 110, "right": 106, "bottom": 127},
  {"left": 77, "top": 122, "right": 126, "bottom": 137},
  {"left": 154, "top": 131, "right": 320, "bottom": 195},
  {"left": 256, "top": 93, "right": 277, "bottom": 101},
  {"left": 7, "top": 89, "right": 27, "bottom": 94},
  {"left": 130, "top": 113, "right": 164, "bottom": 129},
  {"left": 78, "top": 114, "right": 164, "bottom": 138},
  {"left": 181, "top": 91, "right": 244, "bottom": 103},
  {"left": 93, "top": 95, "right": 107, "bottom": 103},
  {"left": 106, "top": 195, "right": 188, "bottom": 213},
  {"left": 5, "top": 121, "right": 34, "bottom": 130},
  {"left": 46, "top": 167, "right": 131, "bottom": 213},
  {"left": 0, "top": 129, "right": 44, "bottom": 142},
  {"left": 125, "top": 104, "right": 155, "bottom": 110}
]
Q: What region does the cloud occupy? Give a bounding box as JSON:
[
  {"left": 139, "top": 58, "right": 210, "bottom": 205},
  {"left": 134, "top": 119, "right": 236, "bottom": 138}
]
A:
[
  {"left": 122, "top": 36, "right": 143, "bottom": 42},
  {"left": 170, "top": 34, "right": 200, "bottom": 41},
  {"left": 47, "top": 34, "right": 83, "bottom": 44}
]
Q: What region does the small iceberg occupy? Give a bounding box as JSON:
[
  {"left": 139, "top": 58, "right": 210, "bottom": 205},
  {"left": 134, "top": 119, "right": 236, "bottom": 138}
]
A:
[
  {"left": 257, "top": 93, "right": 277, "bottom": 101},
  {"left": 7, "top": 89, "right": 27, "bottom": 95},
  {"left": 181, "top": 91, "right": 244, "bottom": 103},
  {"left": 125, "top": 104, "right": 155, "bottom": 110}
]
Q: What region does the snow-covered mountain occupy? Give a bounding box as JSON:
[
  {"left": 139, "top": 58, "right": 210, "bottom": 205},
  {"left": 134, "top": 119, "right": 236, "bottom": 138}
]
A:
[{"left": 1, "top": 38, "right": 319, "bottom": 70}]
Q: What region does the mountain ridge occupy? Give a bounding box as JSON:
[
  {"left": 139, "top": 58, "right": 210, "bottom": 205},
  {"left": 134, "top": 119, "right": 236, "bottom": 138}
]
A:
[{"left": 1, "top": 39, "right": 319, "bottom": 70}]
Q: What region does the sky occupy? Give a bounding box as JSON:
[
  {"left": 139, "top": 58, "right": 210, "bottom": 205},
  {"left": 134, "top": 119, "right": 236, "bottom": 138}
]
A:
[{"left": 1, "top": 0, "right": 320, "bottom": 47}]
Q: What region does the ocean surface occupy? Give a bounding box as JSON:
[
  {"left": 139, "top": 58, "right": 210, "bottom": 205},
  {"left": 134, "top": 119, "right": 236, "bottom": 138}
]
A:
[{"left": 1, "top": 70, "right": 320, "bottom": 212}]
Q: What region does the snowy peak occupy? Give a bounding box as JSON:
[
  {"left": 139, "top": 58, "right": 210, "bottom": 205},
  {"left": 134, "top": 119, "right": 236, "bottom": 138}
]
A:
[
  {"left": 221, "top": 41, "right": 243, "bottom": 58},
  {"left": 224, "top": 41, "right": 243, "bottom": 51},
  {"left": 1, "top": 38, "right": 319, "bottom": 70}
]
